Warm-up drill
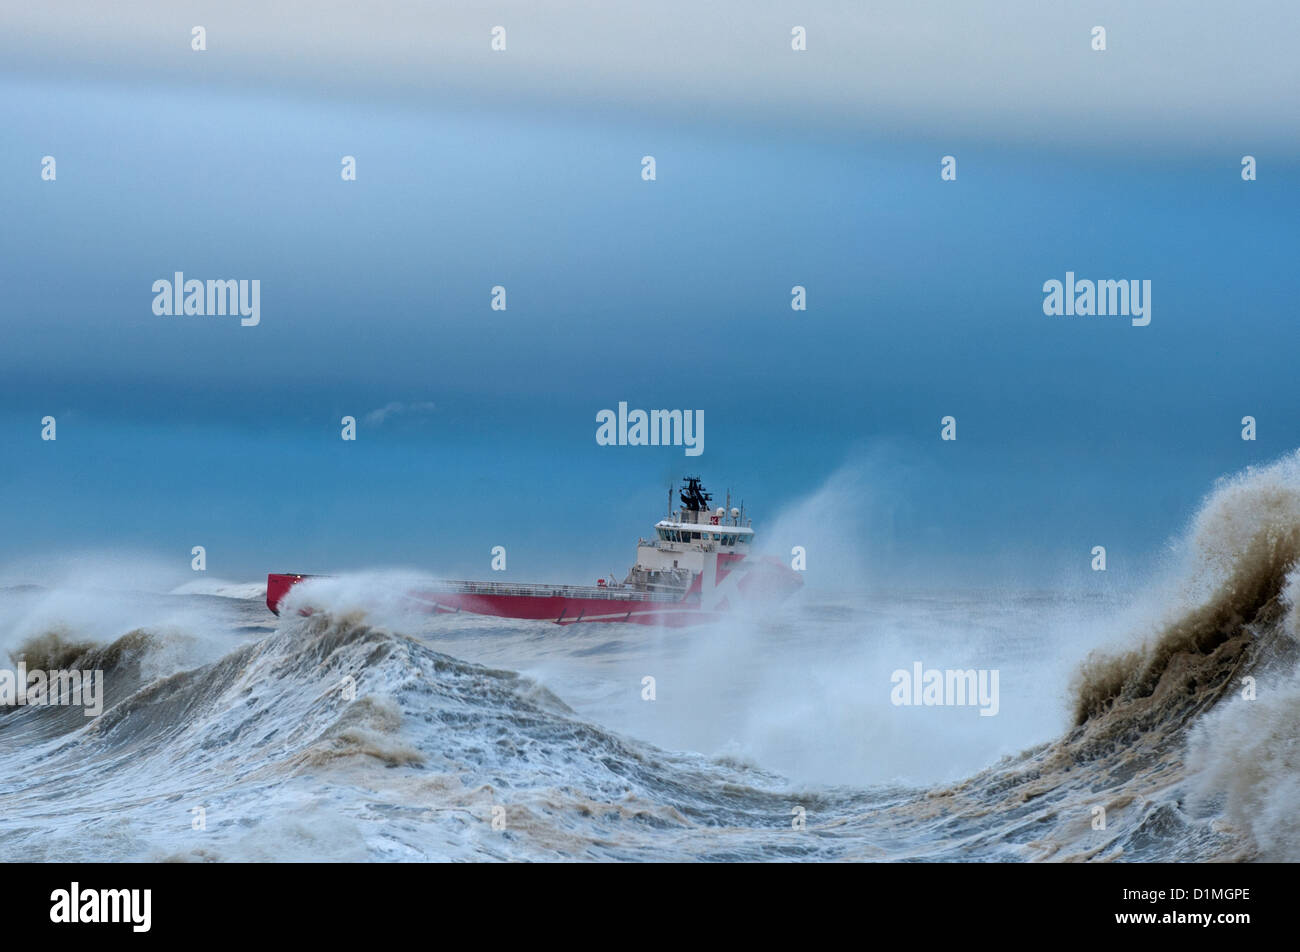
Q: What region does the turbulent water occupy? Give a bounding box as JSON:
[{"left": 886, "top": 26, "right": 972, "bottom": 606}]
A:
[{"left": 3, "top": 457, "right": 1300, "bottom": 861}]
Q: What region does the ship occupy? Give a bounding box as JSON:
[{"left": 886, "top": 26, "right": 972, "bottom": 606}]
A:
[{"left": 266, "top": 477, "right": 803, "bottom": 626}]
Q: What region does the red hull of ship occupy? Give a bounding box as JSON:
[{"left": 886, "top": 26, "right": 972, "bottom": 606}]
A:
[
  {"left": 266, "top": 554, "right": 800, "bottom": 628},
  {"left": 404, "top": 591, "right": 709, "bottom": 627}
]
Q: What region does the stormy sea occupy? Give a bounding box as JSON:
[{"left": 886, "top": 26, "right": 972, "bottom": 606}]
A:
[{"left": 2, "top": 455, "right": 1298, "bottom": 862}]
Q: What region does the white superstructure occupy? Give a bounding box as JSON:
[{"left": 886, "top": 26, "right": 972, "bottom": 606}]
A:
[{"left": 624, "top": 478, "right": 753, "bottom": 592}]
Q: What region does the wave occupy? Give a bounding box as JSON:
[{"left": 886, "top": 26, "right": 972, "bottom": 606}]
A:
[
  {"left": 1037, "top": 452, "right": 1300, "bottom": 858},
  {"left": 0, "top": 609, "right": 812, "bottom": 861},
  {"left": 1074, "top": 455, "right": 1300, "bottom": 733},
  {"left": 0, "top": 629, "right": 157, "bottom": 744},
  {"left": 168, "top": 580, "right": 268, "bottom": 601}
]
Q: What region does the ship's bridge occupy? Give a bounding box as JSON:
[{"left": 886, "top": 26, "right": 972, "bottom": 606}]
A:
[
  {"left": 652, "top": 520, "right": 754, "bottom": 548},
  {"left": 628, "top": 516, "right": 752, "bottom": 592},
  {"left": 623, "top": 478, "right": 755, "bottom": 593}
]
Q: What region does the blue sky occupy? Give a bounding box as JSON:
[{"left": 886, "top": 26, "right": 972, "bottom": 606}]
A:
[{"left": 2, "top": 5, "right": 1298, "bottom": 589}]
